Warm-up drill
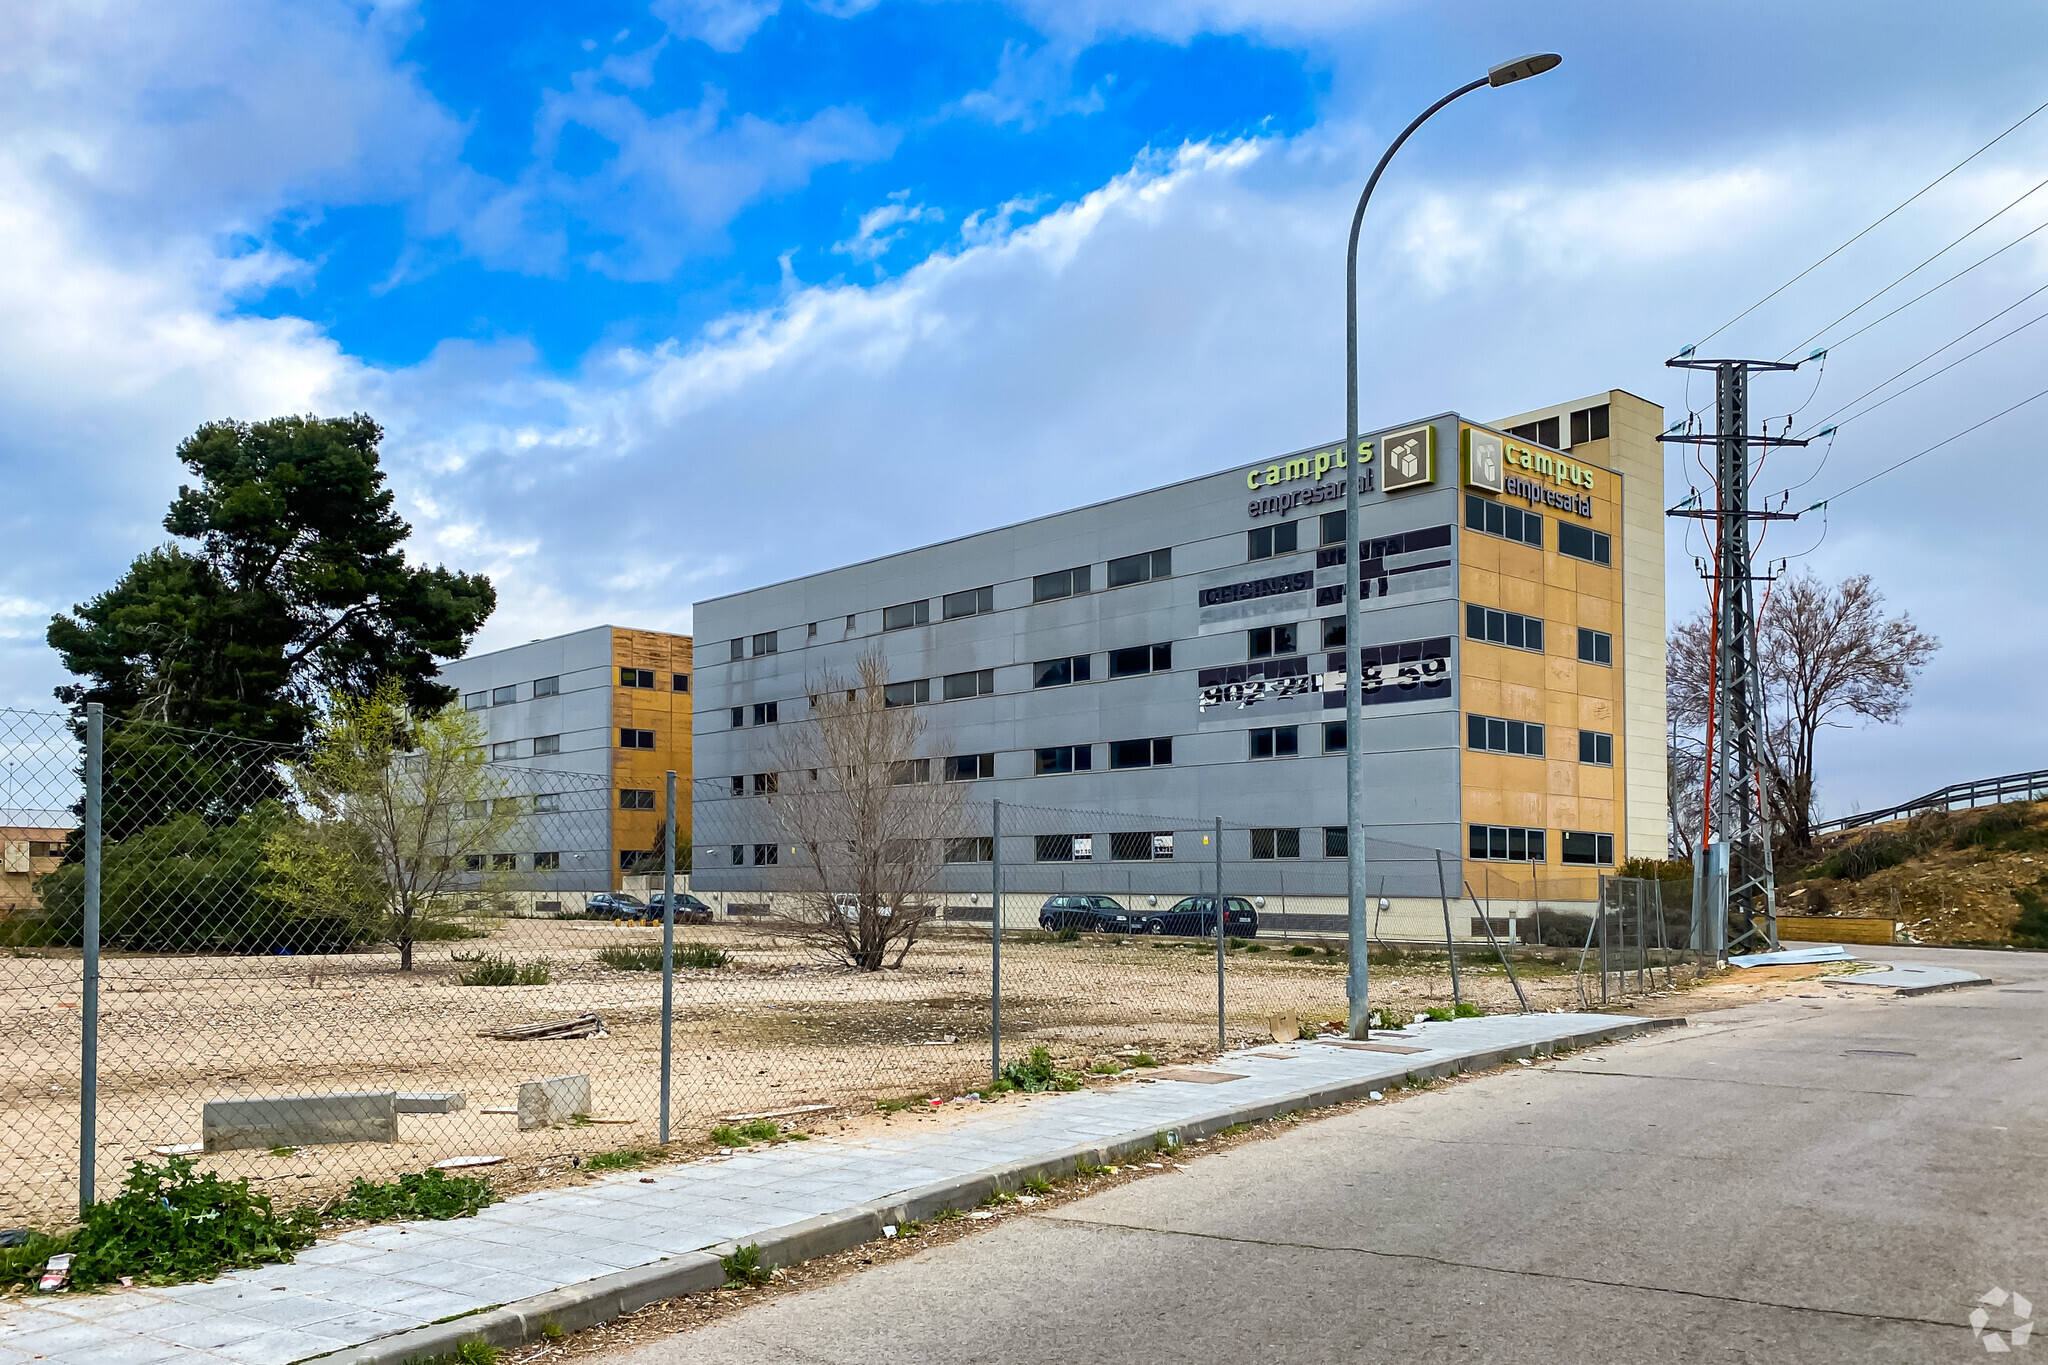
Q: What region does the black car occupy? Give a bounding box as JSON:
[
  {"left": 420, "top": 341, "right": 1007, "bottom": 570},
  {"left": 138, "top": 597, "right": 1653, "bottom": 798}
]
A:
[
  {"left": 1037, "top": 895, "right": 1133, "bottom": 933},
  {"left": 584, "top": 892, "right": 648, "bottom": 920},
  {"left": 1136, "top": 896, "right": 1259, "bottom": 938},
  {"left": 647, "top": 891, "right": 714, "bottom": 925}
]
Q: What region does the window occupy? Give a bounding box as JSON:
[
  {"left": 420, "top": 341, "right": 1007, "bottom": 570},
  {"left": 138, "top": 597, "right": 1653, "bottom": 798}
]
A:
[
  {"left": 752, "top": 772, "right": 777, "bottom": 795},
  {"left": 1323, "top": 826, "right": 1347, "bottom": 858},
  {"left": 891, "top": 758, "right": 931, "bottom": 785},
  {"left": 1506, "top": 415, "right": 1560, "bottom": 448},
  {"left": 620, "top": 788, "right": 656, "bottom": 810},
  {"left": 1035, "top": 745, "right": 1092, "bottom": 774},
  {"left": 808, "top": 621, "right": 818, "bottom": 638},
  {"left": 883, "top": 600, "right": 930, "bottom": 631},
  {"left": 1248, "top": 623, "right": 1299, "bottom": 659},
  {"left": 1321, "top": 616, "right": 1346, "bottom": 649},
  {"left": 730, "top": 844, "right": 744, "bottom": 865},
  {"left": 533, "top": 734, "right": 561, "bottom": 756},
  {"left": 1249, "top": 726, "right": 1298, "bottom": 759},
  {"left": 491, "top": 685, "right": 517, "bottom": 706},
  {"left": 729, "top": 638, "right": 744, "bottom": 662},
  {"left": 729, "top": 775, "right": 745, "bottom": 795},
  {"left": 1033, "top": 655, "right": 1091, "bottom": 688},
  {"left": 1465, "top": 605, "right": 1545, "bottom": 652},
  {"left": 941, "top": 753, "right": 994, "bottom": 782},
  {"left": 535, "top": 793, "right": 562, "bottom": 813},
  {"left": 1323, "top": 721, "right": 1347, "bottom": 753},
  {"left": 1036, "top": 834, "right": 1094, "bottom": 861},
  {"left": 1469, "top": 825, "right": 1548, "bottom": 862},
  {"left": 1579, "top": 730, "right": 1614, "bottom": 766},
  {"left": 945, "top": 837, "right": 994, "bottom": 864},
  {"left": 1247, "top": 521, "right": 1299, "bottom": 561},
  {"left": 1108, "top": 548, "right": 1172, "bottom": 587},
  {"left": 1467, "top": 715, "right": 1546, "bottom": 757},
  {"left": 729, "top": 707, "right": 744, "bottom": 728},
  {"left": 463, "top": 854, "right": 485, "bottom": 871},
  {"left": 27, "top": 841, "right": 66, "bottom": 859},
  {"left": 1562, "top": 831, "right": 1615, "bottom": 865},
  {"left": 884, "top": 679, "right": 930, "bottom": 707},
  {"left": 463, "top": 692, "right": 488, "bottom": 710},
  {"left": 620, "top": 728, "right": 655, "bottom": 749},
  {"left": 534, "top": 851, "right": 560, "bottom": 871},
  {"left": 534, "top": 675, "right": 560, "bottom": 697},
  {"left": 489, "top": 741, "right": 515, "bottom": 760},
  {"left": 1109, "top": 737, "right": 1173, "bottom": 769},
  {"left": 1110, "top": 831, "right": 1173, "bottom": 861},
  {"left": 942, "top": 669, "right": 995, "bottom": 700},
  {"left": 491, "top": 852, "right": 516, "bottom": 870},
  {"left": 749, "top": 631, "right": 776, "bottom": 657},
  {"left": 620, "top": 668, "right": 655, "bottom": 688},
  {"left": 1109, "top": 643, "right": 1171, "bottom": 677},
  {"left": 672, "top": 673, "right": 689, "bottom": 692},
  {"left": 753, "top": 843, "right": 779, "bottom": 866},
  {"left": 753, "top": 701, "right": 779, "bottom": 725},
  {"left": 1464, "top": 494, "right": 1543, "bottom": 548},
  {"left": 943, "top": 585, "right": 995, "bottom": 619},
  {"left": 1558, "top": 523, "right": 1612, "bottom": 566},
  {"left": 1577, "top": 628, "right": 1613, "bottom": 666},
  {"left": 1320, "top": 510, "right": 1347, "bottom": 546},
  {"left": 1032, "top": 566, "right": 1091, "bottom": 602},
  {"left": 1570, "top": 403, "right": 1610, "bottom": 445},
  {"left": 1251, "top": 828, "right": 1301, "bottom": 860}
]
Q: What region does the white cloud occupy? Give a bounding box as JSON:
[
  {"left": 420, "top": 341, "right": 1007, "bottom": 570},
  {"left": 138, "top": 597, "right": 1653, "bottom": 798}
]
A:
[
  {"left": 834, "top": 192, "right": 945, "bottom": 261},
  {"left": 651, "top": 0, "right": 783, "bottom": 52}
]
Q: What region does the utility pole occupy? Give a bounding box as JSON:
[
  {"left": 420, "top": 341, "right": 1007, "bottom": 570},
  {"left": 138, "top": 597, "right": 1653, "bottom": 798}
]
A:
[{"left": 1663, "top": 357, "right": 1807, "bottom": 956}]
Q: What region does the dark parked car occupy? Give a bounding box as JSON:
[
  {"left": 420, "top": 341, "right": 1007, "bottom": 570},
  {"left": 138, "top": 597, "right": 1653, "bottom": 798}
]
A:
[
  {"left": 1037, "top": 895, "right": 1133, "bottom": 933},
  {"left": 1136, "top": 896, "right": 1258, "bottom": 938},
  {"left": 648, "top": 891, "right": 714, "bottom": 925},
  {"left": 584, "top": 892, "right": 648, "bottom": 920}
]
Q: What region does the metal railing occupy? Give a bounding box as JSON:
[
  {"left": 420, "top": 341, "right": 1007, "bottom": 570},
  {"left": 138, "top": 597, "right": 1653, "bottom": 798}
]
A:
[{"left": 1811, "top": 767, "right": 2048, "bottom": 835}]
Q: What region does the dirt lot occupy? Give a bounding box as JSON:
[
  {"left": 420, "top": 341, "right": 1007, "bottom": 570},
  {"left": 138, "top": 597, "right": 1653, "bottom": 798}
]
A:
[{"left": 0, "top": 918, "right": 1689, "bottom": 1230}]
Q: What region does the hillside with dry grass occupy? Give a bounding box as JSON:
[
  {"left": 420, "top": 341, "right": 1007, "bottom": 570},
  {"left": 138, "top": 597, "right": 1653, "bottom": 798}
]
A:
[{"left": 1780, "top": 801, "right": 2048, "bottom": 947}]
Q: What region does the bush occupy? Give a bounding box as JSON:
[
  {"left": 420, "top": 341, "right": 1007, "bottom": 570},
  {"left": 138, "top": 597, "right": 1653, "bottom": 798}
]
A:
[
  {"left": 721, "top": 1243, "right": 772, "bottom": 1287},
  {"left": 677, "top": 945, "right": 732, "bottom": 970},
  {"left": 597, "top": 945, "right": 664, "bottom": 971},
  {"left": 67, "top": 1156, "right": 318, "bottom": 1289},
  {"left": 1526, "top": 911, "right": 1594, "bottom": 948},
  {"left": 1289, "top": 944, "right": 1316, "bottom": 957},
  {"left": 456, "top": 954, "right": 550, "bottom": 986},
  {"left": 1054, "top": 926, "right": 1079, "bottom": 943},
  {"left": 998, "top": 1046, "right": 1083, "bottom": 1093},
  {"left": 584, "top": 1149, "right": 658, "bottom": 1171},
  {"left": 2013, "top": 882, "right": 2048, "bottom": 949},
  {"left": 326, "top": 1168, "right": 497, "bottom": 1223}
]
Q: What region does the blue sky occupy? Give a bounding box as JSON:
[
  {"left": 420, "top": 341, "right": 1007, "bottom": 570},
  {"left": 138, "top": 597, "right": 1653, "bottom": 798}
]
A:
[{"left": 4, "top": 0, "right": 2048, "bottom": 819}]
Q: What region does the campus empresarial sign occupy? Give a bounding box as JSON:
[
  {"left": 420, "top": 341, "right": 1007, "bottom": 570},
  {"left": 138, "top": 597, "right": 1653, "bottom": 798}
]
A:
[
  {"left": 1381, "top": 424, "right": 1435, "bottom": 493},
  {"left": 1245, "top": 441, "right": 1375, "bottom": 519},
  {"left": 1463, "top": 424, "right": 1602, "bottom": 519}
]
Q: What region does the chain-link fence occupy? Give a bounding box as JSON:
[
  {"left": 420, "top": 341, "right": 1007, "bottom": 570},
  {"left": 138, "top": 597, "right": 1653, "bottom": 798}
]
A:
[{"left": 3, "top": 705, "right": 1690, "bottom": 1234}]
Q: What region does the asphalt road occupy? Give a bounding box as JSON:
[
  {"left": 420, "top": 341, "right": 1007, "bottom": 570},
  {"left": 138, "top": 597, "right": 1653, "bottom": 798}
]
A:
[{"left": 603, "top": 946, "right": 2047, "bottom": 1364}]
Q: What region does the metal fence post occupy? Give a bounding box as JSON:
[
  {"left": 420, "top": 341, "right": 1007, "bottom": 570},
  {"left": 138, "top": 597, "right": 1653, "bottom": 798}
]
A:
[
  {"left": 1434, "top": 850, "right": 1461, "bottom": 1006},
  {"left": 80, "top": 702, "right": 101, "bottom": 1218},
  {"left": 990, "top": 800, "right": 1002, "bottom": 1088},
  {"left": 659, "top": 770, "right": 676, "bottom": 1145},
  {"left": 1214, "top": 818, "right": 1225, "bottom": 1055},
  {"left": 1598, "top": 874, "right": 1610, "bottom": 1006}
]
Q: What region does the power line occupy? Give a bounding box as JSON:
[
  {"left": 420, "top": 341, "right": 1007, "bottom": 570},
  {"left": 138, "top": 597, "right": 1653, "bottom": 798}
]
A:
[
  {"left": 1806, "top": 381, "right": 2048, "bottom": 506},
  {"left": 1797, "top": 278, "right": 2048, "bottom": 434},
  {"left": 1685, "top": 95, "right": 2048, "bottom": 353},
  {"left": 1805, "top": 302, "right": 2048, "bottom": 435},
  {"left": 1778, "top": 180, "right": 2048, "bottom": 359}
]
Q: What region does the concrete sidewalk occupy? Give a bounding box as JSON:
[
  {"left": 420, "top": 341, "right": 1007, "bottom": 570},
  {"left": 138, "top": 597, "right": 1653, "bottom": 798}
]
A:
[{"left": 0, "top": 1012, "right": 1673, "bottom": 1365}]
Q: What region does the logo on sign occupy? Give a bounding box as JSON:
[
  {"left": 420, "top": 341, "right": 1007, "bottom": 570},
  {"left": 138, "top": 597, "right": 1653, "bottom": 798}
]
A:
[
  {"left": 1383, "top": 425, "right": 1434, "bottom": 493},
  {"left": 1464, "top": 428, "right": 1505, "bottom": 494}
]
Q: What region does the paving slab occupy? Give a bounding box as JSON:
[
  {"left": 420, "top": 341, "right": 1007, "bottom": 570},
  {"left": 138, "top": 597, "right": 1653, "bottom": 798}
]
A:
[{"left": 0, "top": 1011, "right": 1666, "bottom": 1365}]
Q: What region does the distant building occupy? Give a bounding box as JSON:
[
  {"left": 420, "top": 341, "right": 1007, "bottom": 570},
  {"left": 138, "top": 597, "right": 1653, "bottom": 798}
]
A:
[
  {"left": 438, "top": 626, "right": 692, "bottom": 893},
  {"left": 1, "top": 819, "right": 68, "bottom": 914},
  {"left": 690, "top": 390, "right": 1663, "bottom": 938}
]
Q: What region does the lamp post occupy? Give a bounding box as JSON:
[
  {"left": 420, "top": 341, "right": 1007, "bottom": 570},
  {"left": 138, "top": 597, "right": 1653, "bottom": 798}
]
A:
[{"left": 1344, "top": 52, "right": 1561, "bottom": 1039}]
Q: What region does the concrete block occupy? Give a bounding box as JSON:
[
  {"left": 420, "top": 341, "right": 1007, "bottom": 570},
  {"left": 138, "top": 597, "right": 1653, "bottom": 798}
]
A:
[
  {"left": 396, "top": 1092, "right": 466, "bottom": 1115},
  {"left": 202, "top": 1091, "right": 397, "bottom": 1153},
  {"left": 518, "top": 1074, "right": 591, "bottom": 1131}
]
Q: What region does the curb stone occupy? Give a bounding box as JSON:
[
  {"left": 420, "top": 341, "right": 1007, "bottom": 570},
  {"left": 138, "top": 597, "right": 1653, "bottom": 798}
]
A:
[{"left": 305, "top": 1015, "right": 1683, "bottom": 1364}]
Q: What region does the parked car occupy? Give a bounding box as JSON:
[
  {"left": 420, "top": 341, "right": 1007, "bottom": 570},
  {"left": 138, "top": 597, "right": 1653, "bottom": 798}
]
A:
[
  {"left": 1037, "top": 895, "right": 1133, "bottom": 933},
  {"left": 584, "top": 892, "right": 648, "bottom": 920},
  {"left": 647, "top": 891, "right": 714, "bottom": 925},
  {"left": 1136, "top": 896, "right": 1259, "bottom": 938}
]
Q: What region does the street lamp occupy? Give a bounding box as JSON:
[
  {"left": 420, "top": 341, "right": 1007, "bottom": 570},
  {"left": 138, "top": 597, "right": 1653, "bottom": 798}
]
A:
[{"left": 1344, "top": 52, "right": 1561, "bottom": 1039}]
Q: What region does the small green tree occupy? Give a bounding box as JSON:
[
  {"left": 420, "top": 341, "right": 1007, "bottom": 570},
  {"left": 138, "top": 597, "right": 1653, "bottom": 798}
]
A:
[{"left": 266, "top": 681, "right": 522, "bottom": 969}]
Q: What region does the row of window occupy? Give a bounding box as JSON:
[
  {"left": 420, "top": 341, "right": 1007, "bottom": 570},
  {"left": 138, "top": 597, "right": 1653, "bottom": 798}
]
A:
[
  {"left": 1503, "top": 402, "right": 1609, "bottom": 452},
  {"left": 619, "top": 667, "right": 690, "bottom": 692},
  {"left": 1463, "top": 606, "right": 1613, "bottom": 666},
  {"left": 486, "top": 735, "right": 563, "bottom": 761},
  {"left": 463, "top": 675, "right": 562, "bottom": 709},
  {"left": 1468, "top": 825, "right": 1615, "bottom": 864},
  {"left": 1465, "top": 717, "right": 1615, "bottom": 766}
]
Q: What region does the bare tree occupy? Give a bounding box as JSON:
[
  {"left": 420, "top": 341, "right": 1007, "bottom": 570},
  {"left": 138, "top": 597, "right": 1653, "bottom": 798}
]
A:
[
  {"left": 1667, "top": 571, "right": 1937, "bottom": 851},
  {"left": 760, "top": 653, "right": 966, "bottom": 970}
]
